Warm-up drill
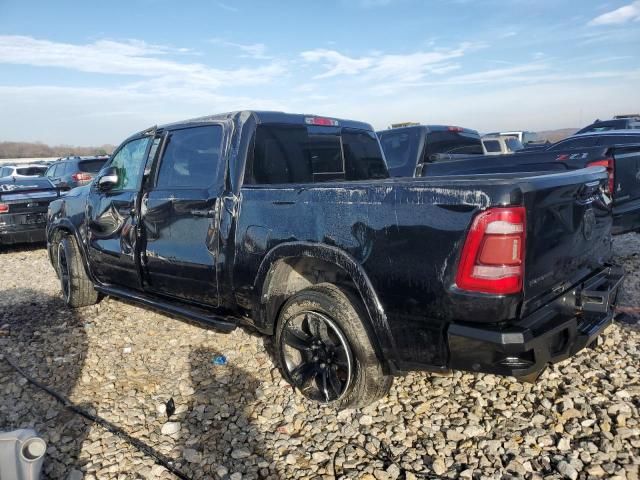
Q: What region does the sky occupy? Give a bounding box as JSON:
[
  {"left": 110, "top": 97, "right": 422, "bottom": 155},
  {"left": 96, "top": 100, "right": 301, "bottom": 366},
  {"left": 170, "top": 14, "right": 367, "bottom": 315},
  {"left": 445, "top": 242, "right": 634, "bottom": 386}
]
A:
[{"left": 0, "top": 0, "right": 639, "bottom": 146}]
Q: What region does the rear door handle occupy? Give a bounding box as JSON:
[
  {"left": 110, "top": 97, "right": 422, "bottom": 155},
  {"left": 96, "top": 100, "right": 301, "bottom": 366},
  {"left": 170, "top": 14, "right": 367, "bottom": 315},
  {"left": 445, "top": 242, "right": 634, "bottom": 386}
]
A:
[{"left": 190, "top": 209, "right": 215, "bottom": 217}]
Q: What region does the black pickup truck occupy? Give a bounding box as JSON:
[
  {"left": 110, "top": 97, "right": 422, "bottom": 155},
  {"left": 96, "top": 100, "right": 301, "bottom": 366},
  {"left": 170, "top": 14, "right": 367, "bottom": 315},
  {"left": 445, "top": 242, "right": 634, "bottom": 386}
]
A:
[
  {"left": 380, "top": 127, "right": 640, "bottom": 235},
  {"left": 47, "top": 111, "right": 623, "bottom": 408}
]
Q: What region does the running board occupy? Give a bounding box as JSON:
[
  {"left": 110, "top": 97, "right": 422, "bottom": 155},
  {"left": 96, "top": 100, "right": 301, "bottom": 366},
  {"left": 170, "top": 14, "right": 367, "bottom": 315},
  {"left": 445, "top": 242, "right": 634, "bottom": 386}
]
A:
[{"left": 94, "top": 285, "right": 237, "bottom": 333}]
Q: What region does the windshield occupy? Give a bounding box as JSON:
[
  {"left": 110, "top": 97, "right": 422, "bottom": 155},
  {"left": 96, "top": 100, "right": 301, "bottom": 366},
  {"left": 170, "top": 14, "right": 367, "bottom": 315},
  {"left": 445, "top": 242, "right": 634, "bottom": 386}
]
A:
[{"left": 425, "top": 130, "right": 483, "bottom": 157}]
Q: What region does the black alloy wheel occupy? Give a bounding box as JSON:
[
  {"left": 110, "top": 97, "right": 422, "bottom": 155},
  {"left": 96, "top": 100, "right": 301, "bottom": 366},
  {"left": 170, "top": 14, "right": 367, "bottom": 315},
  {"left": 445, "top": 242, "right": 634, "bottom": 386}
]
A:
[{"left": 279, "top": 310, "right": 354, "bottom": 403}]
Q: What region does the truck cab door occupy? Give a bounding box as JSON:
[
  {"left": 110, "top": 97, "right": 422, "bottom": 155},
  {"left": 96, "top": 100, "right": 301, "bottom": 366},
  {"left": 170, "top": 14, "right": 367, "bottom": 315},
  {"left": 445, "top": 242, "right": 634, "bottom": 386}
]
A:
[
  {"left": 139, "top": 124, "right": 225, "bottom": 307},
  {"left": 86, "top": 136, "right": 151, "bottom": 288}
]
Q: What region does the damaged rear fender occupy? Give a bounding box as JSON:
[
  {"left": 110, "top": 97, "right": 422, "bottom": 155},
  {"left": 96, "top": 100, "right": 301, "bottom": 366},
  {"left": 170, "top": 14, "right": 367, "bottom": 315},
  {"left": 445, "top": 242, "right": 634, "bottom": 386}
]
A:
[{"left": 253, "top": 241, "right": 398, "bottom": 370}]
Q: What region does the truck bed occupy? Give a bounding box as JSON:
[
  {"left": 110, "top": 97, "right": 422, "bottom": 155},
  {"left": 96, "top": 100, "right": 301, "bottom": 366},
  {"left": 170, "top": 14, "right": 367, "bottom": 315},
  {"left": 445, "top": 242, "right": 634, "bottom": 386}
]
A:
[
  {"left": 419, "top": 144, "right": 640, "bottom": 234},
  {"left": 236, "top": 167, "right": 612, "bottom": 370}
]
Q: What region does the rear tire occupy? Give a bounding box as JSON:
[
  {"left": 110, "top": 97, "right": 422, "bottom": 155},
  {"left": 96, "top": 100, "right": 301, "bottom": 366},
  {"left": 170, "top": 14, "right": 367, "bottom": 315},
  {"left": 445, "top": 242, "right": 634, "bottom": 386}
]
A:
[
  {"left": 275, "top": 283, "right": 392, "bottom": 410},
  {"left": 57, "top": 235, "right": 99, "bottom": 308}
]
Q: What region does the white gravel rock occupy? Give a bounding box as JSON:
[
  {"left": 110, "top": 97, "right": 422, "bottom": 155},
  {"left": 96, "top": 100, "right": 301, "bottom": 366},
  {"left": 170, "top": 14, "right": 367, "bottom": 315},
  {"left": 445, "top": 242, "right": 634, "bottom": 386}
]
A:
[{"left": 1, "top": 234, "right": 639, "bottom": 479}]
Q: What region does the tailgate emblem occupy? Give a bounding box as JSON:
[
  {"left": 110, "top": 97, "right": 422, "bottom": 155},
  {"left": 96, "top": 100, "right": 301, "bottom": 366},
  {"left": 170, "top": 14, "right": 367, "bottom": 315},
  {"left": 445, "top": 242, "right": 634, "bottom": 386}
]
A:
[{"left": 583, "top": 209, "right": 596, "bottom": 241}]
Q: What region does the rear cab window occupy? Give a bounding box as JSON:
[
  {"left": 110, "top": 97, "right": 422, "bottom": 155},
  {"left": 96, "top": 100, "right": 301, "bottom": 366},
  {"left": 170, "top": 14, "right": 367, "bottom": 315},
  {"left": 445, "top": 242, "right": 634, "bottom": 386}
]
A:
[
  {"left": 424, "top": 130, "right": 484, "bottom": 158},
  {"left": 16, "top": 166, "right": 47, "bottom": 176},
  {"left": 245, "top": 124, "right": 388, "bottom": 185},
  {"left": 483, "top": 140, "right": 501, "bottom": 153},
  {"left": 79, "top": 159, "right": 108, "bottom": 173},
  {"left": 505, "top": 138, "right": 524, "bottom": 152},
  {"left": 377, "top": 128, "right": 422, "bottom": 176}
]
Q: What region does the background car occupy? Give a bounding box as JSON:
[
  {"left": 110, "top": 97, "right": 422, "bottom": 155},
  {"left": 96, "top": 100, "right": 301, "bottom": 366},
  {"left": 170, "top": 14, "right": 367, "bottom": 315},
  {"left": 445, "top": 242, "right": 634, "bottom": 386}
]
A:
[
  {"left": 0, "top": 175, "right": 62, "bottom": 246},
  {"left": 576, "top": 114, "right": 640, "bottom": 135},
  {"left": 484, "top": 130, "right": 540, "bottom": 146},
  {"left": 481, "top": 135, "right": 524, "bottom": 155},
  {"left": 543, "top": 129, "right": 640, "bottom": 151},
  {"left": 45, "top": 155, "right": 109, "bottom": 190},
  {"left": 0, "top": 164, "right": 48, "bottom": 178}
]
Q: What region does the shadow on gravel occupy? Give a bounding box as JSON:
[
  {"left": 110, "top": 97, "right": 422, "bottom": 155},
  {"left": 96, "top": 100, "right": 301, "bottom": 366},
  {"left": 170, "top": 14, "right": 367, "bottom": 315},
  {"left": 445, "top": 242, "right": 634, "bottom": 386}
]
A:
[
  {"left": 0, "top": 289, "right": 90, "bottom": 479},
  {"left": 0, "top": 241, "right": 48, "bottom": 254},
  {"left": 180, "top": 347, "right": 279, "bottom": 480}
]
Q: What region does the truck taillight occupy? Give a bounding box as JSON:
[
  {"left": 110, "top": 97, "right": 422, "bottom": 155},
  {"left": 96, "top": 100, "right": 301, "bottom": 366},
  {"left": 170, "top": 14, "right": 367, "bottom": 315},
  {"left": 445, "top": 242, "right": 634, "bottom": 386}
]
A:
[
  {"left": 456, "top": 207, "right": 526, "bottom": 295},
  {"left": 587, "top": 158, "right": 614, "bottom": 193},
  {"left": 0, "top": 203, "right": 8, "bottom": 213},
  {"left": 71, "top": 172, "right": 93, "bottom": 182}
]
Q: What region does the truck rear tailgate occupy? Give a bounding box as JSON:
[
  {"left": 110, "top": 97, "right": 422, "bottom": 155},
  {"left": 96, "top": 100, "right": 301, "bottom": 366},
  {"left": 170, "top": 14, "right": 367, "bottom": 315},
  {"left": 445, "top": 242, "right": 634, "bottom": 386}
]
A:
[{"left": 518, "top": 167, "right": 612, "bottom": 317}]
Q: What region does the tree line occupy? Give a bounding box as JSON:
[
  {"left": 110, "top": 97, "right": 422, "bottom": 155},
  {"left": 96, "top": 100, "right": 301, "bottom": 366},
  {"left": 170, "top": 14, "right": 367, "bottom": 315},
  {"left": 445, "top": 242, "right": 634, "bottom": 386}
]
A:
[{"left": 0, "top": 141, "right": 115, "bottom": 159}]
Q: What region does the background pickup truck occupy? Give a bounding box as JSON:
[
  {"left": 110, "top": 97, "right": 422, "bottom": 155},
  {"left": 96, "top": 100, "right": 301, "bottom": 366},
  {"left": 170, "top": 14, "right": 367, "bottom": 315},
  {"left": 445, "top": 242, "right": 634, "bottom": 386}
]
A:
[
  {"left": 381, "top": 128, "right": 640, "bottom": 235},
  {"left": 47, "top": 111, "right": 622, "bottom": 409},
  {"left": 377, "top": 125, "right": 483, "bottom": 177}
]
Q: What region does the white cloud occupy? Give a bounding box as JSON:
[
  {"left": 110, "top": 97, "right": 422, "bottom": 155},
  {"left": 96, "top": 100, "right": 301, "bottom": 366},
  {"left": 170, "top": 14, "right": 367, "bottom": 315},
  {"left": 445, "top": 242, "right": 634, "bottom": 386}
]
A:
[
  {"left": 300, "top": 43, "right": 477, "bottom": 82},
  {"left": 0, "top": 35, "right": 285, "bottom": 89},
  {"left": 0, "top": 84, "right": 289, "bottom": 144},
  {"left": 300, "top": 49, "right": 373, "bottom": 78},
  {"left": 216, "top": 2, "right": 238, "bottom": 12},
  {"left": 588, "top": 1, "right": 640, "bottom": 25},
  {"left": 358, "top": 0, "right": 394, "bottom": 6},
  {"left": 209, "top": 38, "right": 271, "bottom": 59}
]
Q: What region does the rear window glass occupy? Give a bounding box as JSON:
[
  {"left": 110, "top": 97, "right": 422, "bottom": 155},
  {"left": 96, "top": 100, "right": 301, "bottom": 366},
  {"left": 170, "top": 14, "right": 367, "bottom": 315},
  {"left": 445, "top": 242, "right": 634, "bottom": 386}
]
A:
[
  {"left": 79, "top": 159, "right": 108, "bottom": 173},
  {"left": 522, "top": 132, "right": 539, "bottom": 145},
  {"left": 506, "top": 138, "right": 524, "bottom": 152},
  {"left": 483, "top": 140, "right": 501, "bottom": 152},
  {"left": 247, "top": 125, "right": 388, "bottom": 184},
  {"left": 15, "top": 167, "right": 47, "bottom": 176},
  {"left": 425, "top": 131, "right": 483, "bottom": 157},
  {"left": 378, "top": 128, "right": 421, "bottom": 174}
]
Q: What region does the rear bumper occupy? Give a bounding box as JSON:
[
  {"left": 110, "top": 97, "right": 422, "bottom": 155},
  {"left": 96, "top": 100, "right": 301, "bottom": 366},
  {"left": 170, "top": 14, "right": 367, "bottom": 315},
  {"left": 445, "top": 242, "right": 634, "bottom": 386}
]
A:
[
  {"left": 447, "top": 265, "right": 624, "bottom": 379},
  {"left": 612, "top": 201, "right": 640, "bottom": 235},
  {"left": 0, "top": 223, "right": 47, "bottom": 245}
]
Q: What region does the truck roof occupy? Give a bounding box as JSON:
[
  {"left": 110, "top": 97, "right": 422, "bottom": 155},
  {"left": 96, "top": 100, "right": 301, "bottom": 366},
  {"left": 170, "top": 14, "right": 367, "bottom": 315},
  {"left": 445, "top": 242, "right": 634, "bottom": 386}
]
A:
[
  {"left": 572, "top": 129, "right": 640, "bottom": 138},
  {"left": 378, "top": 124, "right": 479, "bottom": 136},
  {"left": 138, "top": 111, "right": 374, "bottom": 138}
]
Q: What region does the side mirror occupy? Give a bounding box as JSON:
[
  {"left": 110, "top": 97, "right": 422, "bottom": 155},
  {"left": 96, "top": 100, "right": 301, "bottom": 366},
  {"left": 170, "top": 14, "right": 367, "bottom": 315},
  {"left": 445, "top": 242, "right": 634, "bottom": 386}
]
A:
[{"left": 98, "top": 167, "right": 119, "bottom": 191}]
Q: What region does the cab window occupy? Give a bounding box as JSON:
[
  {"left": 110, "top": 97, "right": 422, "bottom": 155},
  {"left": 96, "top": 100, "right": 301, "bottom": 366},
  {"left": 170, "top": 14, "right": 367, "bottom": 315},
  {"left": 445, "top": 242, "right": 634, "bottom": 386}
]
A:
[
  {"left": 155, "top": 126, "right": 223, "bottom": 189},
  {"left": 246, "top": 125, "right": 387, "bottom": 184},
  {"left": 109, "top": 137, "right": 150, "bottom": 191}
]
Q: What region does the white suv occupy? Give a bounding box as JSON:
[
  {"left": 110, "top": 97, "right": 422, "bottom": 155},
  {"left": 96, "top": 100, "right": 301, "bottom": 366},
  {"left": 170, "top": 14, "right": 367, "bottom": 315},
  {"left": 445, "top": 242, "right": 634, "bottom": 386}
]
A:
[{"left": 0, "top": 165, "right": 48, "bottom": 178}]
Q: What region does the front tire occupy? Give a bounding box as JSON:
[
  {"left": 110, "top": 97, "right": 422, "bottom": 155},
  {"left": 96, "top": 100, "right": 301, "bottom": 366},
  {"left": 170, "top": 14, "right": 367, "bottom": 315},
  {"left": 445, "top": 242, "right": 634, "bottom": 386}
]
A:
[
  {"left": 57, "top": 235, "right": 99, "bottom": 308},
  {"left": 275, "top": 283, "right": 392, "bottom": 409}
]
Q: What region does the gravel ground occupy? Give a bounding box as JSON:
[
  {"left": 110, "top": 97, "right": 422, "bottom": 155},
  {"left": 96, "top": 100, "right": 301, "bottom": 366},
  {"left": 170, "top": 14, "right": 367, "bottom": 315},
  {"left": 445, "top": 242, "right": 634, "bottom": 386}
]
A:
[{"left": 0, "top": 236, "right": 639, "bottom": 480}]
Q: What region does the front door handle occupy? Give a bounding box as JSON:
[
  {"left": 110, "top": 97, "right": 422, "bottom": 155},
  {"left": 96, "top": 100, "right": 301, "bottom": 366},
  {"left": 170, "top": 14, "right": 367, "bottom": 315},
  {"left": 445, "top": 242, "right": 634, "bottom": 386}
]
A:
[{"left": 190, "top": 209, "right": 215, "bottom": 218}]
